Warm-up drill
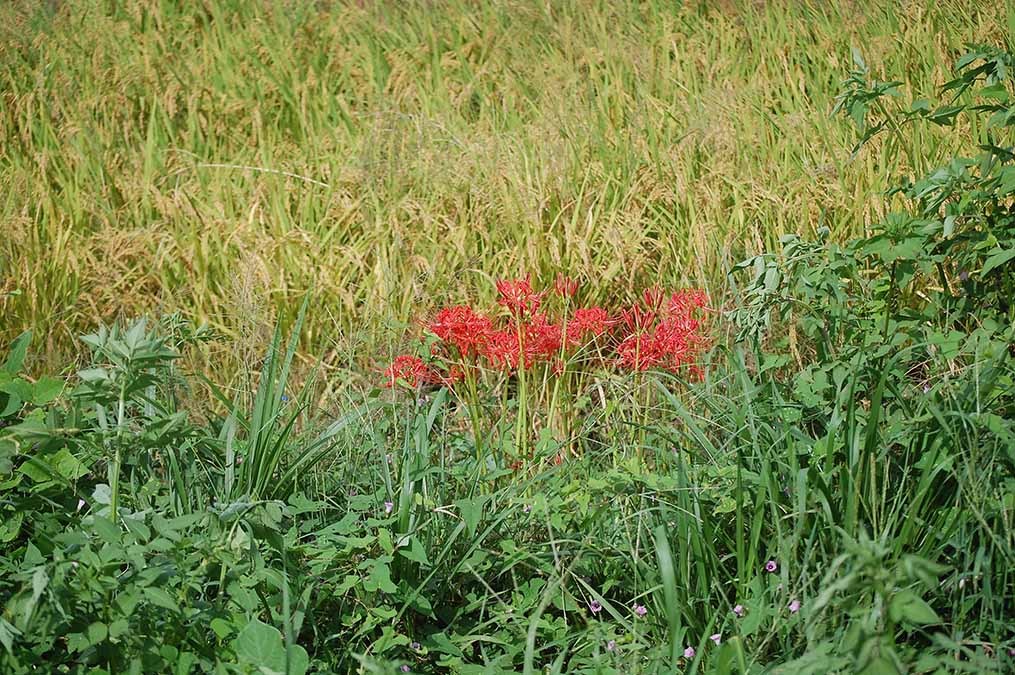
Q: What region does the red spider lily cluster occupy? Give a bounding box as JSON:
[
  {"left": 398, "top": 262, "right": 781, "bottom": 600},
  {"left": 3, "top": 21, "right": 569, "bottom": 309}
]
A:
[{"left": 383, "top": 275, "right": 709, "bottom": 388}]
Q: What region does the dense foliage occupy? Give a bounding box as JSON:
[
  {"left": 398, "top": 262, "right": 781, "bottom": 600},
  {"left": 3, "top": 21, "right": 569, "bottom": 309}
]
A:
[{"left": 1, "top": 17, "right": 1014, "bottom": 675}]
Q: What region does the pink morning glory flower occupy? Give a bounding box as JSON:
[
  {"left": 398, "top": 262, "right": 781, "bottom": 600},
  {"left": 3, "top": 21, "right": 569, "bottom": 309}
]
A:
[
  {"left": 765, "top": 560, "right": 777, "bottom": 573},
  {"left": 684, "top": 646, "right": 695, "bottom": 659},
  {"left": 384, "top": 501, "right": 394, "bottom": 514},
  {"left": 733, "top": 604, "right": 745, "bottom": 617},
  {"left": 789, "top": 599, "right": 801, "bottom": 613},
  {"left": 589, "top": 600, "right": 602, "bottom": 613},
  {"left": 634, "top": 603, "right": 647, "bottom": 617},
  {"left": 710, "top": 633, "right": 721, "bottom": 645},
  {"left": 606, "top": 639, "right": 616, "bottom": 651}
]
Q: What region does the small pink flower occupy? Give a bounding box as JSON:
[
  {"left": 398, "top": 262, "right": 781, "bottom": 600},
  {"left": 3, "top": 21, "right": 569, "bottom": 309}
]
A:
[
  {"left": 634, "top": 603, "right": 647, "bottom": 617},
  {"left": 788, "top": 599, "right": 801, "bottom": 613},
  {"left": 589, "top": 600, "right": 602, "bottom": 613},
  {"left": 76, "top": 499, "right": 86, "bottom": 512},
  {"left": 683, "top": 646, "right": 695, "bottom": 659},
  {"left": 765, "top": 560, "right": 777, "bottom": 573},
  {"left": 733, "top": 604, "right": 745, "bottom": 617},
  {"left": 523, "top": 504, "right": 532, "bottom": 513},
  {"left": 384, "top": 501, "right": 394, "bottom": 514},
  {"left": 400, "top": 666, "right": 410, "bottom": 673},
  {"left": 411, "top": 641, "right": 421, "bottom": 650},
  {"left": 606, "top": 639, "right": 616, "bottom": 652},
  {"left": 710, "top": 633, "right": 721, "bottom": 646}
]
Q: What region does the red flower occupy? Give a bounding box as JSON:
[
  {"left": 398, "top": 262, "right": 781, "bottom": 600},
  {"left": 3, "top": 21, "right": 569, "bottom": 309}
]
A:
[
  {"left": 666, "top": 289, "right": 708, "bottom": 319},
  {"left": 428, "top": 305, "right": 492, "bottom": 356},
  {"left": 524, "top": 313, "right": 563, "bottom": 361},
  {"left": 567, "top": 306, "right": 611, "bottom": 343},
  {"left": 642, "top": 285, "right": 665, "bottom": 310},
  {"left": 496, "top": 275, "right": 546, "bottom": 317},
  {"left": 481, "top": 314, "right": 563, "bottom": 370},
  {"left": 619, "top": 305, "right": 656, "bottom": 333},
  {"left": 554, "top": 274, "right": 579, "bottom": 298},
  {"left": 483, "top": 329, "right": 521, "bottom": 371},
  {"left": 383, "top": 355, "right": 433, "bottom": 388},
  {"left": 617, "top": 288, "right": 708, "bottom": 374}
]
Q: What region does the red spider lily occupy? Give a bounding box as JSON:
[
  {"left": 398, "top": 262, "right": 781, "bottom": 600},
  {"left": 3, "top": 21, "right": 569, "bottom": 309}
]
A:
[
  {"left": 666, "top": 289, "right": 709, "bottom": 318},
  {"left": 617, "top": 288, "right": 708, "bottom": 373},
  {"left": 481, "top": 314, "right": 563, "bottom": 370},
  {"left": 617, "top": 332, "right": 663, "bottom": 371},
  {"left": 383, "top": 355, "right": 434, "bottom": 388},
  {"left": 524, "top": 313, "right": 563, "bottom": 361},
  {"left": 554, "top": 274, "right": 579, "bottom": 298},
  {"left": 619, "top": 305, "right": 656, "bottom": 333},
  {"left": 496, "top": 275, "right": 546, "bottom": 317},
  {"left": 427, "top": 305, "right": 492, "bottom": 355},
  {"left": 567, "top": 306, "right": 612, "bottom": 343},
  {"left": 642, "top": 285, "right": 665, "bottom": 310},
  {"left": 483, "top": 329, "right": 521, "bottom": 371},
  {"left": 385, "top": 280, "right": 709, "bottom": 387}
]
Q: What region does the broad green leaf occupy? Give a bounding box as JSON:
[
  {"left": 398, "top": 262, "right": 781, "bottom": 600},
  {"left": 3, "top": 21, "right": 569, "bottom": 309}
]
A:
[
  {"left": 142, "top": 587, "right": 180, "bottom": 613},
  {"left": 233, "top": 619, "right": 308, "bottom": 675},
  {"left": 455, "top": 496, "right": 485, "bottom": 538},
  {"left": 981, "top": 248, "right": 1015, "bottom": 277},
  {"left": 32, "top": 377, "right": 64, "bottom": 405},
  {"left": 889, "top": 589, "right": 940, "bottom": 625},
  {"left": 397, "top": 536, "right": 431, "bottom": 567},
  {"left": 2, "top": 332, "right": 31, "bottom": 375}
]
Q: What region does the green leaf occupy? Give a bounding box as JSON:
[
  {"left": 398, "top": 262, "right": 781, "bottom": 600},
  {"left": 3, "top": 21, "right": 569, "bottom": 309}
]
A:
[
  {"left": 142, "top": 587, "right": 180, "bottom": 613},
  {"left": 32, "top": 377, "right": 64, "bottom": 405},
  {"left": 108, "top": 618, "right": 129, "bottom": 640},
  {"left": 858, "top": 655, "right": 902, "bottom": 675},
  {"left": 0, "top": 618, "right": 21, "bottom": 653},
  {"left": 889, "top": 589, "right": 940, "bottom": 625},
  {"left": 365, "top": 558, "right": 397, "bottom": 594},
  {"left": 210, "top": 618, "right": 234, "bottom": 640},
  {"left": 2, "top": 332, "right": 31, "bottom": 375},
  {"left": 981, "top": 248, "right": 1015, "bottom": 277},
  {"left": 21, "top": 567, "right": 48, "bottom": 625},
  {"left": 0, "top": 512, "right": 24, "bottom": 543},
  {"left": 52, "top": 448, "right": 89, "bottom": 480},
  {"left": 87, "top": 622, "right": 108, "bottom": 646},
  {"left": 455, "top": 496, "right": 485, "bottom": 538},
  {"left": 91, "top": 516, "right": 121, "bottom": 544},
  {"left": 233, "top": 619, "right": 309, "bottom": 675},
  {"left": 429, "top": 631, "right": 464, "bottom": 657},
  {"left": 398, "top": 536, "right": 431, "bottom": 567},
  {"left": 233, "top": 619, "right": 282, "bottom": 668}
]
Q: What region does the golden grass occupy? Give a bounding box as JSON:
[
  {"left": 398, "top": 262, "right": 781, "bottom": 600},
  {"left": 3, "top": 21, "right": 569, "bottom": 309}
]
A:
[{"left": 0, "top": 0, "right": 1009, "bottom": 377}]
